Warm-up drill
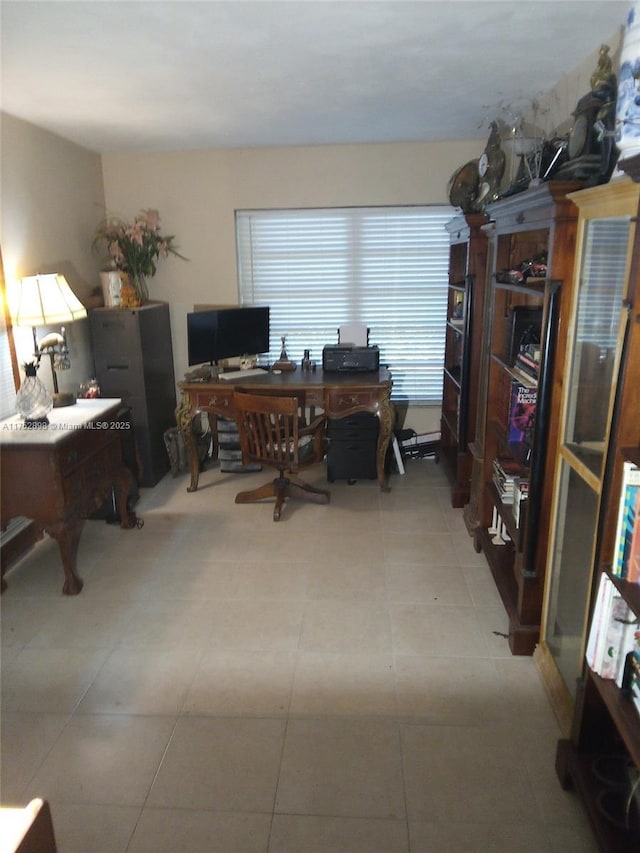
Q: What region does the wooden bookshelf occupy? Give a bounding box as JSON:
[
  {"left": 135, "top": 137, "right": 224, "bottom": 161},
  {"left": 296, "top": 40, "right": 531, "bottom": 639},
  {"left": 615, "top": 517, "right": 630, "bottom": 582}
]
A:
[{"left": 470, "top": 182, "right": 581, "bottom": 654}]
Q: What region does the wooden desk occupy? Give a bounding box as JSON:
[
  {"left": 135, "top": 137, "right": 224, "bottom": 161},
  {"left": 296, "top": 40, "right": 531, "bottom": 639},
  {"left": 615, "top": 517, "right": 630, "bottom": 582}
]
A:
[
  {"left": 0, "top": 399, "right": 138, "bottom": 595},
  {"left": 176, "top": 368, "right": 394, "bottom": 492}
]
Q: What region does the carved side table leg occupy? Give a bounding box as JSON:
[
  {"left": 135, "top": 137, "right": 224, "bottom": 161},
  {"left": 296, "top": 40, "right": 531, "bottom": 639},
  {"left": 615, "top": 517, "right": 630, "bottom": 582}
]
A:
[
  {"left": 175, "top": 391, "right": 200, "bottom": 492},
  {"left": 46, "top": 518, "right": 85, "bottom": 595},
  {"left": 376, "top": 395, "right": 394, "bottom": 492}
]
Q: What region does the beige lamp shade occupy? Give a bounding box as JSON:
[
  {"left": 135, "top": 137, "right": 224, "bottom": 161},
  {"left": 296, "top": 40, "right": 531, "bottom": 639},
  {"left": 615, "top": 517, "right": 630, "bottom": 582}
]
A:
[{"left": 10, "top": 274, "right": 87, "bottom": 327}]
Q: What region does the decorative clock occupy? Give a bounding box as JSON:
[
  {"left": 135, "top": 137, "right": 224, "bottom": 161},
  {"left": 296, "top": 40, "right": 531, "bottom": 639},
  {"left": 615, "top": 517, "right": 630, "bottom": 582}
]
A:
[{"left": 477, "top": 120, "right": 506, "bottom": 206}]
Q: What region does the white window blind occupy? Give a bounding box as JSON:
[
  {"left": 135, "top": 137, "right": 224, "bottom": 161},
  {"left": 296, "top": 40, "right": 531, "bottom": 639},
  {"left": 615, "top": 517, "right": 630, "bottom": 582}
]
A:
[{"left": 236, "top": 205, "right": 453, "bottom": 403}]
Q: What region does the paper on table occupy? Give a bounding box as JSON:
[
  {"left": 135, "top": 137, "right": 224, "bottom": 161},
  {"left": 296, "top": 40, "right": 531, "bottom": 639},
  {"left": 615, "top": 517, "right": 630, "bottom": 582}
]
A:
[{"left": 338, "top": 324, "right": 368, "bottom": 346}]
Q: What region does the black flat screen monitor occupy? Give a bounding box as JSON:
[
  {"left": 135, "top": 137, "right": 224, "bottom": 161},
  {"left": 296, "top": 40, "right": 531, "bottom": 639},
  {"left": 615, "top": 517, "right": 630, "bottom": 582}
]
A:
[{"left": 187, "top": 306, "right": 270, "bottom": 366}]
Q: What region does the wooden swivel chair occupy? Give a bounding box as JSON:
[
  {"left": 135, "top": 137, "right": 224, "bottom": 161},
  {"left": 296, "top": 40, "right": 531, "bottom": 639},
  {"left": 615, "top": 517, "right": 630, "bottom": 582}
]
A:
[{"left": 233, "top": 390, "right": 330, "bottom": 521}]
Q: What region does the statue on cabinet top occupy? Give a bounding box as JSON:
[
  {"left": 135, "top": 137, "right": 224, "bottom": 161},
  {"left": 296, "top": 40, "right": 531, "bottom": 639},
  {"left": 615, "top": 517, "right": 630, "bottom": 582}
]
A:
[{"left": 555, "top": 43, "right": 618, "bottom": 185}]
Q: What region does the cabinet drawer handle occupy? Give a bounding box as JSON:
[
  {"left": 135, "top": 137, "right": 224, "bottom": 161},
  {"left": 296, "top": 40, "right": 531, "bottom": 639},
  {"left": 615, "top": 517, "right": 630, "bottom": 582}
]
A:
[
  {"left": 516, "top": 212, "right": 525, "bottom": 224},
  {"left": 209, "top": 395, "right": 230, "bottom": 407}
]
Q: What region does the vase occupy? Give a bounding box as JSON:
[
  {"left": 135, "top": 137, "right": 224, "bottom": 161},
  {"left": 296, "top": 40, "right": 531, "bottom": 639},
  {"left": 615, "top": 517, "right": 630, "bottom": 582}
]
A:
[
  {"left": 131, "top": 273, "right": 149, "bottom": 303},
  {"left": 119, "top": 273, "right": 149, "bottom": 308},
  {"left": 16, "top": 362, "right": 53, "bottom": 426},
  {"left": 616, "top": 2, "right": 640, "bottom": 161}
]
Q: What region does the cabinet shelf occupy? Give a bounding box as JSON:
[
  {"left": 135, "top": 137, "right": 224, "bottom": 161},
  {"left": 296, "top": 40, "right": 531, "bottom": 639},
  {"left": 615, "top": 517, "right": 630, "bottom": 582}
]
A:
[
  {"left": 494, "top": 278, "right": 547, "bottom": 298},
  {"left": 440, "top": 408, "right": 458, "bottom": 441},
  {"left": 557, "top": 736, "right": 640, "bottom": 853},
  {"left": 443, "top": 365, "right": 461, "bottom": 390}
]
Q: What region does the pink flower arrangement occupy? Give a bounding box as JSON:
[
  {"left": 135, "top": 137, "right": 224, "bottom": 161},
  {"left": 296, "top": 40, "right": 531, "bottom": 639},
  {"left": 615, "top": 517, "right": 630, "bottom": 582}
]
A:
[{"left": 93, "top": 208, "right": 186, "bottom": 280}]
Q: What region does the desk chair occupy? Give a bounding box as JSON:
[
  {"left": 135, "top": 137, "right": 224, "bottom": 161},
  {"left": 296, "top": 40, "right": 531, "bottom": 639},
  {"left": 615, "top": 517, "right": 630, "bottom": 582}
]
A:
[{"left": 233, "top": 391, "right": 330, "bottom": 521}]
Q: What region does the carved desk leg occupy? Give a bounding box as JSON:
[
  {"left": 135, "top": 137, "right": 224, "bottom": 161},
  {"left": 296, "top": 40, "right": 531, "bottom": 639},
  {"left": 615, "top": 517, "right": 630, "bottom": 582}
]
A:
[
  {"left": 376, "top": 393, "right": 394, "bottom": 493},
  {"left": 175, "top": 391, "right": 200, "bottom": 492},
  {"left": 46, "top": 517, "right": 85, "bottom": 595}
]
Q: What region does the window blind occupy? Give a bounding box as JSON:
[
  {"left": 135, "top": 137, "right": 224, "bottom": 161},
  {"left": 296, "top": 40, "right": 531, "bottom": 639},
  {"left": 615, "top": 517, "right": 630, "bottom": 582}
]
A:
[{"left": 236, "top": 205, "right": 453, "bottom": 403}]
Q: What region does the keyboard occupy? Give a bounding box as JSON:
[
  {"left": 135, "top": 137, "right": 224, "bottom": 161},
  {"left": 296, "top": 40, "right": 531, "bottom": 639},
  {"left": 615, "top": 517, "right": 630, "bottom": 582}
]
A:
[{"left": 219, "top": 368, "right": 269, "bottom": 381}]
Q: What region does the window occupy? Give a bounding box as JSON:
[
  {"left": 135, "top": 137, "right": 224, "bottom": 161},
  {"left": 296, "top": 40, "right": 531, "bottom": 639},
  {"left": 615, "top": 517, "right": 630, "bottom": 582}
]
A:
[
  {"left": 0, "top": 251, "right": 18, "bottom": 418},
  {"left": 236, "top": 205, "right": 453, "bottom": 403}
]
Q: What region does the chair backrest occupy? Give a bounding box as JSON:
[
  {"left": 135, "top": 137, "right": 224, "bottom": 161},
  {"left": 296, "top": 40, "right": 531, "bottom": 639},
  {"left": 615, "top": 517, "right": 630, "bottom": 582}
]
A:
[{"left": 234, "top": 391, "right": 301, "bottom": 473}]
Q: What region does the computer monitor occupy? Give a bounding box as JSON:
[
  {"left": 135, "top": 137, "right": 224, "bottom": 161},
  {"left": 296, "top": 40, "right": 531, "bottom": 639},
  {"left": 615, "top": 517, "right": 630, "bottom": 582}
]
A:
[{"left": 187, "top": 306, "right": 270, "bottom": 366}]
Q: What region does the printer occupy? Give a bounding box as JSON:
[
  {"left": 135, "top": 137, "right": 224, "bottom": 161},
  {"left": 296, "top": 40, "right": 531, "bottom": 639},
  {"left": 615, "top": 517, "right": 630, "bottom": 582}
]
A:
[{"left": 322, "top": 344, "right": 380, "bottom": 372}]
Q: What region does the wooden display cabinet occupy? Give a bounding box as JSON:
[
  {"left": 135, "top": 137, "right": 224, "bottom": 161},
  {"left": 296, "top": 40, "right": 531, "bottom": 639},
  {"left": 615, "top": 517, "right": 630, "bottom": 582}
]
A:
[
  {"left": 440, "top": 213, "right": 488, "bottom": 508},
  {"left": 536, "top": 179, "right": 640, "bottom": 733},
  {"left": 554, "top": 170, "right": 640, "bottom": 852},
  {"left": 472, "top": 182, "right": 581, "bottom": 655}
]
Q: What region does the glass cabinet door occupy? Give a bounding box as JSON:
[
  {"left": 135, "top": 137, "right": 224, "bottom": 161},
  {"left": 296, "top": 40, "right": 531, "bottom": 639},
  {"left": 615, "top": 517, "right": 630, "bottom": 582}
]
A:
[{"left": 542, "top": 192, "right": 634, "bottom": 701}]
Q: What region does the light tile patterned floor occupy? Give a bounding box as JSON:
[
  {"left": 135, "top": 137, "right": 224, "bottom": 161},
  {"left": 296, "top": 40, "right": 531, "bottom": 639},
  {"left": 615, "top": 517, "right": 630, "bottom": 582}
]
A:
[{"left": 1, "top": 457, "right": 598, "bottom": 852}]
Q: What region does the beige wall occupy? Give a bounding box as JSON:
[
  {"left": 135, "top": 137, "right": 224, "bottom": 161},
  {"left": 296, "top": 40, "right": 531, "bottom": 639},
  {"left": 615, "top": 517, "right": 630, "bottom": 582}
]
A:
[
  {"left": 101, "top": 140, "right": 479, "bottom": 433},
  {"left": 1, "top": 112, "right": 106, "bottom": 399},
  {"left": 1, "top": 32, "right": 620, "bottom": 436}
]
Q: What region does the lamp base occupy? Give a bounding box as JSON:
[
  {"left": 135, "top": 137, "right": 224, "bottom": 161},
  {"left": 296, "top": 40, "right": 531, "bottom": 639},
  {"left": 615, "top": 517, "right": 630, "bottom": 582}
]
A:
[
  {"left": 52, "top": 392, "right": 76, "bottom": 408},
  {"left": 23, "top": 416, "right": 50, "bottom": 428}
]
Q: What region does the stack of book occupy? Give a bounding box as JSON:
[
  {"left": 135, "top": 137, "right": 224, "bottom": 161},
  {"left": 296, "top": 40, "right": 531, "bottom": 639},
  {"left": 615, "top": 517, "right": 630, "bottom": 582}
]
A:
[
  {"left": 586, "top": 573, "right": 639, "bottom": 688},
  {"left": 514, "top": 344, "right": 540, "bottom": 381},
  {"left": 492, "top": 457, "right": 520, "bottom": 505}
]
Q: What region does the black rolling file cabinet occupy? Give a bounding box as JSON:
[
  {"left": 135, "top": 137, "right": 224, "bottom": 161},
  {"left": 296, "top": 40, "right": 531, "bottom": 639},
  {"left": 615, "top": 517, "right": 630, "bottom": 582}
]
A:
[
  {"left": 327, "top": 413, "right": 379, "bottom": 482},
  {"left": 89, "top": 302, "right": 177, "bottom": 487}
]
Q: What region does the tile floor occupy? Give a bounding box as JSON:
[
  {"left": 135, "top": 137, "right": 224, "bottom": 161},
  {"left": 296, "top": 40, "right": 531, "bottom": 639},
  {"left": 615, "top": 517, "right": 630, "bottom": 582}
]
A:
[{"left": 1, "top": 457, "right": 598, "bottom": 852}]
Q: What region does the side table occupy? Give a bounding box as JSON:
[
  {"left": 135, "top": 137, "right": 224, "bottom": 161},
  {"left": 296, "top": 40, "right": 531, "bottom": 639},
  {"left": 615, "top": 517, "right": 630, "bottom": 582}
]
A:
[{"left": 0, "top": 399, "right": 139, "bottom": 594}]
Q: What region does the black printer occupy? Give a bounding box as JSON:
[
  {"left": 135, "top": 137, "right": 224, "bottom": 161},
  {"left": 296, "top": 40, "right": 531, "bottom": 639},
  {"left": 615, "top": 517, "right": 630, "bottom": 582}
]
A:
[{"left": 322, "top": 344, "right": 380, "bottom": 372}]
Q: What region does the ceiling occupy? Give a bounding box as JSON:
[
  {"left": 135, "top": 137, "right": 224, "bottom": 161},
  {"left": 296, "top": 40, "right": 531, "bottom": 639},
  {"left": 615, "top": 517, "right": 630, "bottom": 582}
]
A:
[{"left": 0, "top": 1, "right": 630, "bottom": 154}]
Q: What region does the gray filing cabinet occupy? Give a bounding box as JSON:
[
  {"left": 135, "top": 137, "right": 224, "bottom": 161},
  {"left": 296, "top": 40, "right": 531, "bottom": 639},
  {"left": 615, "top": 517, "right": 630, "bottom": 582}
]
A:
[{"left": 89, "top": 301, "right": 176, "bottom": 487}]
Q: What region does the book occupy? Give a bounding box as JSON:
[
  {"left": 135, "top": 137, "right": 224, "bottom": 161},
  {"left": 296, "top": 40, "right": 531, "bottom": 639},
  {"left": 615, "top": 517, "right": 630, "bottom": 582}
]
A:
[
  {"left": 513, "top": 478, "right": 529, "bottom": 528},
  {"left": 507, "top": 382, "right": 537, "bottom": 443},
  {"left": 585, "top": 574, "right": 635, "bottom": 678},
  {"left": 600, "top": 593, "right": 631, "bottom": 679},
  {"left": 586, "top": 573, "right": 614, "bottom": 673},
  {"left": 628, "top": 641, "right": 640, "bottom": 715},
  {"left": 612, "top": 462, "right": 640, "bottom": 580},
  {"left": 515, "top": 352, "right": 539, "bottom": 379},
  {"left": 585, "top": 572, "right": 639, "bottom": 680},
  {"left": 628, "top": 499, "right": 640, "bottom": 583}
]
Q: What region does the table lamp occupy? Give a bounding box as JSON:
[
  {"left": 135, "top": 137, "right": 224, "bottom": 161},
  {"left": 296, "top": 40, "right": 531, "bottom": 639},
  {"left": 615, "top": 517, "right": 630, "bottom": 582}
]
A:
[{"left": 10, "top": 273, "right": 87, "bottom": 407}]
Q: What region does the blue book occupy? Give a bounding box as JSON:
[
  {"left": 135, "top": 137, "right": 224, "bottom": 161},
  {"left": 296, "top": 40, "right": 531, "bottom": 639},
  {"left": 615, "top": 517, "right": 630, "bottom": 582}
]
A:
[{"left": 613, "top": 462, "right": 640, "bottom": 578}]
